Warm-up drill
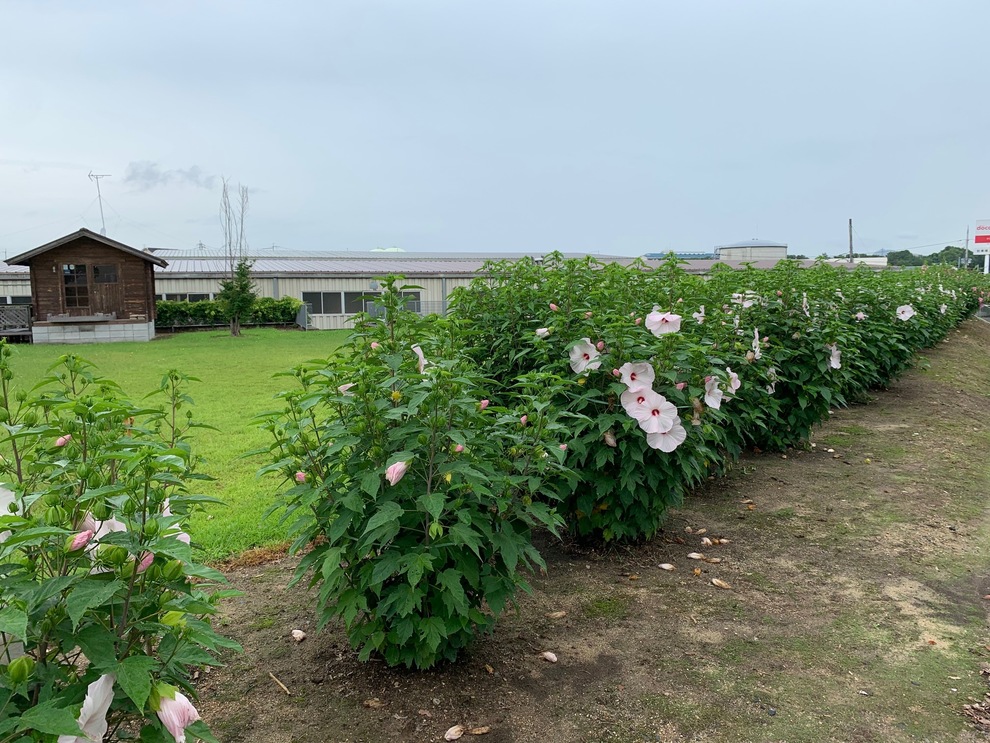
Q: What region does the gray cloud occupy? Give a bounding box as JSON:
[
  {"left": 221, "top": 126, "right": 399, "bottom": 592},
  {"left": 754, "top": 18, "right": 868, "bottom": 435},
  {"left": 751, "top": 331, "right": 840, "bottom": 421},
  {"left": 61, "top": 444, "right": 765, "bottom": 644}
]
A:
[{"left": 124, "top": 162, "right": 217, "bottom": 191}]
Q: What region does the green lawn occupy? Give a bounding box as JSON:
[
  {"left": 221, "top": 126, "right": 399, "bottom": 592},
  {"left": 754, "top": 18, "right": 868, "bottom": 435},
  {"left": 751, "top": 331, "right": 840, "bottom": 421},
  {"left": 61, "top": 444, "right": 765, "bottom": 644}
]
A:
[{"left": 5, "top": 328, "right": 347, "bottom": 560}]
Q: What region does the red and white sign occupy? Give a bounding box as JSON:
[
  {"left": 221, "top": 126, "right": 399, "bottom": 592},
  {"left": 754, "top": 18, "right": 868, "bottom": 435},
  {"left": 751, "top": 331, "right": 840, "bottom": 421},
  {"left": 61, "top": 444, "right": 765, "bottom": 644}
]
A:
[{"left": 975, "top": 220, "right": 990, "bottom": 255}]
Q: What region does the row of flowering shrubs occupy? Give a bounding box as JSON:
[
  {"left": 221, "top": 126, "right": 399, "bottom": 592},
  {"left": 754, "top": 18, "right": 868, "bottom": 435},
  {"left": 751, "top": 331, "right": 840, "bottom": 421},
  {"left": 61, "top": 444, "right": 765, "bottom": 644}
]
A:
[
  {"left": 0, "top": 349, "right": 233, "bottom": 742},
  {"left": 263, "top": 261, "right": 987, "bottom": 670},
  {"left": 449, "top": 256, "right": 987, "bottom": 541},
  {"left": 156, "top": 296, "right": 302, "bottom": 329}
]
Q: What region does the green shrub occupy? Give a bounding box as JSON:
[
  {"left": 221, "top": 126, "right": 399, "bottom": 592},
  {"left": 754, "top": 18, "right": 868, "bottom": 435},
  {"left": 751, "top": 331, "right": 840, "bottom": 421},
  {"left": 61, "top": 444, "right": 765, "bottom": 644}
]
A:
[
  {"left": 156, "top": 296, "right": 302, "bottom": 328},
  {"left": 450, "top": 254, "right": 986, "bottom": 542},
  {"left": 0, "top": 348, "right": 236, "bottom": 742},
  {"left": 259, "top": 279, "right": 573, "bottom": 668}
]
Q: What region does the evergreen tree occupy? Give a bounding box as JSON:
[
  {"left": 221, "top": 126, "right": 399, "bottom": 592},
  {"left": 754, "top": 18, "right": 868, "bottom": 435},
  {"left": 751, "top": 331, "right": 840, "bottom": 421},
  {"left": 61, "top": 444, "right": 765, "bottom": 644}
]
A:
[{"left": 216, "top": 259, "right": 257, "bottom": 336}]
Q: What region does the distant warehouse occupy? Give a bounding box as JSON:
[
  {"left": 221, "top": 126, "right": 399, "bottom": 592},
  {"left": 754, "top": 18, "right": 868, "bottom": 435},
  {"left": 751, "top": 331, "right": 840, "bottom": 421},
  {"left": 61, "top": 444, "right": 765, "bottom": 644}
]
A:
[{"left": 714, "top": 239, "right": 788, "bottom": 261}]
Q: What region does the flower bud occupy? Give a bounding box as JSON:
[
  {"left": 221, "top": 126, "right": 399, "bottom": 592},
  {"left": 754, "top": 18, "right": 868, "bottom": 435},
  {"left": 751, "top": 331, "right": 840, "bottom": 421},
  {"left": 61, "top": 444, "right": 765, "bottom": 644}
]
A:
[
  {"left": 7, "top": 656, "right": 34, "bottom": 685},
  {"left": 162, "top": 559, "right": 185, "bottom": 581},
  {"left": 294, "top": 471, "right": 306, "bottom": 483},
  {"left": 66, "top": 529, "right": 95, "bottom": 552},
  {"left": 453, "top": 444, "right": 464, "bottom": 453},
  {"left": 519, "top": 415, "right": 528, "bottom": 426},
  {"left": 55, "top": 434, "right": 72, "bottom": 447},
  {"left": 137, "top": 551, "right": 155, "bottom": 574},
  {"left": 370, "top": 341, "right": 380, "bottom": 350},
  {"left": 479, "top": 399, "right": 490, "bottom": 410},
  {"left": 596, "top": 341, "right": 605, "bottom": 351},
  {"left": 160, "top": 611, "right": 186, "bottom": 628},
  {"left": 549, "top": 303, "right": 558, "bottom": 311}
]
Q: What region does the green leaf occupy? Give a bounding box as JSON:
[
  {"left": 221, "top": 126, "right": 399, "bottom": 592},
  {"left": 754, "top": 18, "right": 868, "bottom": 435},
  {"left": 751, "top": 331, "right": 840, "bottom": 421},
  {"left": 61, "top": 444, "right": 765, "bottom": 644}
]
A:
[
  {"left": 0, "top": 605, "right": 28, "bottom": 641},
  {"left": 417, "top": 491, "right": 445, "bottom": 521},
  {"left": 491, "top": 527, "right": 519, "bottom": 573},
  {"left": 185, "top": 720, "right": 221, "bottom": 743},
  {"left": 75, "top": 625, "right": 118, "bottom": 670},
  {"left": 362, "top": 501, "right": 403, "bottom": 535},
  {"left": 67, "top": 578, "right": 124, "bottom": 630},
  {"left": 359, "top": 471, "right": 380, "bottom": 497},
  {"left": 25, "top": 575, "right": 78, "bottom": 613},
  {"left": 116, "top": 655, "right": 158, "bottom": 711},
  {"left": 16, "top": 700, "right": 84, "bottom": 736},
  {"left": 438, "top": 570, "right": 469, "bottom": 617},
  {"left": 419, "top": 616, "right": 445, "bottom": 652}
]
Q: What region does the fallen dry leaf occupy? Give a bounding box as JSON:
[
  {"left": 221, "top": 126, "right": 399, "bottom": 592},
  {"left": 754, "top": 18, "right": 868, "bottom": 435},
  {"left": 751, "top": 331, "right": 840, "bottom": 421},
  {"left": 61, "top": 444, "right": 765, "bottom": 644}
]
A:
[
  {"left": 418, "top": 709, "right": 433, "bottom": 718},
  {"left": 363, "top": 698, "right": 383, "bottom": 709},
  {"left": 484, "top": 664, "right": 494, "bottom": 675},
  {"left": 445, "top": 725, "right": 466, "bottom": 741},
  {"left": 659, "top": 563, "right": 675, "bottom": 571},
  {"left": 718, "top": 538, "right": 731, "bottom": 544},
  {"left": 700, "top": 537, "right": 713, "bottom": 546},
  {"left": 684, "top": 526, "right": 694, "bottom": 534},
  {"left": 541, "top": 651, "right": 558, "bottom": 663},
  {"left": 693, "top": 568, "right": 702, "bottom": 576},
  {"left": 711, "top": 578, "right": 732, "bottom": 590},
  {"left": 469, "top": 726, "right": 491, "bottom": 735},
  {"left": 291, "top": 629, "right": 306, "bottom": 642},
  {"left": 747, "top": 504, "right": 756, "bottom": 511},
  {"left": 687, "top": 552, "right": 705, "bottom": 560},
  {"left": 983, "top": 595, "right": 990, "bottom": 601},
  {"left": 703, "top": 557, "right": 722, "bottom": 564},
  {"left": 545, "top": 610, "right": 567, "bottom": 619},
  {"left": 628, "top": 574, "right": 640, "bottom": 581},
  {"left": 695, "top": 528, "right": 707, "bottom": 535},
  {"left": 740, "top": 499, "right": 754, "bottom": 504}
]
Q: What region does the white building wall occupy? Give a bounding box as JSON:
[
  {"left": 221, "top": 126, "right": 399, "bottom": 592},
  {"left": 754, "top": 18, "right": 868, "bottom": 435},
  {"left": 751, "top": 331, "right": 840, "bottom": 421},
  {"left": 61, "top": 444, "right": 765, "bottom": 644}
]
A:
[{"left": 716, "top": 247, "right": 788, "bottom": 261}]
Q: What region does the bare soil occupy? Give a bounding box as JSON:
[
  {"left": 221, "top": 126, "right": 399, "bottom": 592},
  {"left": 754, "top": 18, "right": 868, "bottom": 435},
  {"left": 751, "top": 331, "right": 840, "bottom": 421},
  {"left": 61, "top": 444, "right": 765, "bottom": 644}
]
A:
[{"left": 197, "top": 321, "right": 990, "bottom": 743}]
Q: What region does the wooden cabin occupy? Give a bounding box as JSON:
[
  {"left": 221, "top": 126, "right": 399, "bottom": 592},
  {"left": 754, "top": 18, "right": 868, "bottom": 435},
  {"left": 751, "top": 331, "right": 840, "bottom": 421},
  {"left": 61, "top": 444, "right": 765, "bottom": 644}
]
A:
[{"left": 7, "top": 228, "right": 168, "bottom": 344}]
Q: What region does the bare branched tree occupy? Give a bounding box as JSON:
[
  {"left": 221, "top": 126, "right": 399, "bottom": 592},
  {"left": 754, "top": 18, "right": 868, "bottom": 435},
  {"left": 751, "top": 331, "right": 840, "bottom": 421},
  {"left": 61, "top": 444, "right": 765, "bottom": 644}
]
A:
[
  {"left": 219, "top": 178, "right": 249, "bottom": 279},
  {"left": 217, "top": 178, "right": 256, "bottom": 336}
]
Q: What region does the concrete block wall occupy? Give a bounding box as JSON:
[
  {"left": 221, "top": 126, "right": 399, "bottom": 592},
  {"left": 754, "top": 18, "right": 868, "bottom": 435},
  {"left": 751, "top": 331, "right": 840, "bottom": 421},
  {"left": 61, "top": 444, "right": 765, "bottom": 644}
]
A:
[{"left": 32, "top": 321, "right": 156, "bottom": 345}]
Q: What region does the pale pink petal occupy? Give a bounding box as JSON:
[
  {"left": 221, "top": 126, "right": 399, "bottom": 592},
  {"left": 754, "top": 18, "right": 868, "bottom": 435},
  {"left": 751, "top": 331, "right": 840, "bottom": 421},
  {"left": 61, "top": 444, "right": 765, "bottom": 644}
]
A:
[
  {"left": 646, "top": 420, "right": 687, "bottom": 452},
  {"left": 617, "top": 362, "right": 655, "bottom": 392},
  {"left": 156, "top": 690, "right": 201, "bottom": 743},
  {"left": 635, "top": 393, "right": 677, "bottom": 435},
  {"left": 568, "top": 338, "right": 601, "bottom": 374},
  {"left": 58, "top": 673, "right": 116, "bottom": 743},
  {"left": 704, "top": 377, "right": 723, "bottom": 410},
  {"left": 385, "top": 461, "right": 409, "bottom": 486},
  {"left": 645, "top": 310, "right": 682, "bottom": 336},
  {"left": 411, "top": 344, "right": 428, "bottom": 374}
]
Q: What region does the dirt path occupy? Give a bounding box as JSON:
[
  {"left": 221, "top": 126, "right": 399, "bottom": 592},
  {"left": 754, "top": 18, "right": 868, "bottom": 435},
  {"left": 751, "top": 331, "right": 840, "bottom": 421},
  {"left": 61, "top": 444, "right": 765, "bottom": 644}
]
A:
[{"left": 198, "top": 320, "right": 990, "bottom": 743}]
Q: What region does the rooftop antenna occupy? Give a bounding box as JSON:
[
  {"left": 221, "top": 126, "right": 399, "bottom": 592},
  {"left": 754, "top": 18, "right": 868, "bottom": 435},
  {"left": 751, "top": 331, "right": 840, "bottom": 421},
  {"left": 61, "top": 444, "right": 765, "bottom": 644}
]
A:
[{"left": 88, "top": 171, "right": 111, "bottom": 235}]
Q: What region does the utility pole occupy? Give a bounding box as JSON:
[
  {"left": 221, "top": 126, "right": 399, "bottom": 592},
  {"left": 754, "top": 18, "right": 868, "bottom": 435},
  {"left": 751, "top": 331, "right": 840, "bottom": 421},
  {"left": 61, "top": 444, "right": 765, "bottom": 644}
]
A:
[
  {"left": 848, "top": 218, "right": 853, "bottom": 262},
  {"left": 964, "top": 226, "right": 970, "bottom": 268},
  {"left": 88, "top": 172, "right": 111, "bottom": 235}
]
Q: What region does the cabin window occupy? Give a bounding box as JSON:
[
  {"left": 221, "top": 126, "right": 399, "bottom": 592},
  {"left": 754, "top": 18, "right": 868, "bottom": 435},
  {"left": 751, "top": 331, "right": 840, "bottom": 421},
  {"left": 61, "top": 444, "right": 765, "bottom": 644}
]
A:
[
  {"left": 93, "top": 265, "right": 118, "bottom": 284},
  {"left": 400, "top": 291, "right": 421, "bottom": 312},
  {"left": 62, "top": 264, "right": 89, "bottom": 308}
]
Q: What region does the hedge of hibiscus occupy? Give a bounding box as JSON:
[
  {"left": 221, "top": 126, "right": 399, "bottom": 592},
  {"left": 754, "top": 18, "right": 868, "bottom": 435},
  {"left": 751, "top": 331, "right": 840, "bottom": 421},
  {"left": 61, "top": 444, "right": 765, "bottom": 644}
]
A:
[
  {"left": 0, "top": 351, "right": 233, "bottom": 743},
  {"left": 260, "top": 279, "right": 573, "bottom": 669},
  {"left": 450, "top": 255, "right": 988, "bottom": 541}
]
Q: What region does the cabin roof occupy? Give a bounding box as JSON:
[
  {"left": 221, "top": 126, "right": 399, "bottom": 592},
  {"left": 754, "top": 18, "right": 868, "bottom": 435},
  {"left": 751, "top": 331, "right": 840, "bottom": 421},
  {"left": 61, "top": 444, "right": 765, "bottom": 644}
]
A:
[{"left": 7, "top": 228, "right": 169, "bottom": 268}]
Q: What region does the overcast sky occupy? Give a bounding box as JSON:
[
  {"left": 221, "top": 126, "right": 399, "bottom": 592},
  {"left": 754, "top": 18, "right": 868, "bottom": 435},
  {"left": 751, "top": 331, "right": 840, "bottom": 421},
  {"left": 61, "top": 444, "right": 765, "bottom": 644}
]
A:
[{"left": 1, "top": 1, "right": 988, "bottom": 258}]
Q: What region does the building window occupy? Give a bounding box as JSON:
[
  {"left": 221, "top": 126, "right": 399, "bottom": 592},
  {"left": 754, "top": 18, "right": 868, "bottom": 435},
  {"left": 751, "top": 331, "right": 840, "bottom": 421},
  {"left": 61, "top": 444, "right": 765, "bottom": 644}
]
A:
[
  {"left": 93, "top": 265, "right": 118, "bottom": 284},
  {"left": 63, "top": 264, "right": 88, "bottom": 308},
  {"left": 9, "top": 296, "right": 31, "bottom": 305},
  {"left": 400, "top": 291, "right": 421, "bottom": 313},
  {"left": 344, "top": 291, "right": 381, "bottom": 314},
  {"left": 302, "top": 292, "right": 343, "bottom": 314},
  {"left": 187, "top": 293, "right": 209, "bottom": 302}
]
